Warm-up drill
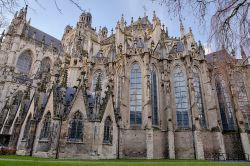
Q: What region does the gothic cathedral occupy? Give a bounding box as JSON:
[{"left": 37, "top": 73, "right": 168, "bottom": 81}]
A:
[{"left": 0, "top": 6, "right": 250, "bottom": 159}]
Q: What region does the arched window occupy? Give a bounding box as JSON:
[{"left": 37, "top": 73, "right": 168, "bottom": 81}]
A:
[
  {"left": 215, "top": 76, "right": 236, "bottom": 131},
  {"left": 68, "top": 111, "right": 83, "bottom": 141},
  {"left": 130, "top": 63, "right": 142, "bottom": 125},
  {"left": 174, "top": 68, "right": 189, "bottom": 128},
  {"left": 40, "top": 57, "right": 51, "bottom": 73},
  {"left": 235, "top": 74, "right": 250, "bottom": 130},
  {"left": 91, "top": 70, "right": 103, "bottom": 92},
  {"left": 150, "top": 65, "right": 159, "bottom": 126},
  {"left": 22, "top": 114, "right": 31, "bottom": 140},
  {"left": 40, "top": 112, "right": 51, "bottom": 139},
  {"left": 193, "top": 68, "right": 206, "bottom": 128},
  {"left": 103, "top": 116, "right": 113, "bottom": 144},
  {"left": 16, "top": 50, "right": 32, "bottom": 73}
]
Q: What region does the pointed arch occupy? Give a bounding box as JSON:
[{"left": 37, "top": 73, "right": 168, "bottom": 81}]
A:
[
  {"left": 173, "top": 67, "right": 189, "bottom": 128},
  {"left": 150, "top": 64, "right": 159, "bottom": 126},
  {"left": 193, "top": 68, "right": 206, "bottom": 128},
  {"left": 103, "top": 116, "right": 113, "bottom": 144},
  {"left": 68, "top": 111, "right": 83, "bottom": 141},
  {"left": 215, "top": 75, "right": 236, "bottom": 131},
  {"left": 16, "top": 50, "right": 33, "bottom": 73},
  {"left": 130, "top": 63, "right": 142, "bottom": 125},
  {"left": 40, "top": 111, "right": 51, "bottom": 139}
]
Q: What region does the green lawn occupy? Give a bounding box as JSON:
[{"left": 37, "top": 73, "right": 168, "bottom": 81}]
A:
[{"left": 0, "top": 155, "right": 249, "bottom": 166}]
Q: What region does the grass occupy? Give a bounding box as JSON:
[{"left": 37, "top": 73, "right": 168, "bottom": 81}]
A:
[{"left": 0, "top": 155, "right": 249, "bottom": 166}]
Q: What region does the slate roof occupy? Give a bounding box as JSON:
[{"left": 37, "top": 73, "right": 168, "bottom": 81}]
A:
[{"left": 24, "top": 24, "right": 63, "bottom": 52}]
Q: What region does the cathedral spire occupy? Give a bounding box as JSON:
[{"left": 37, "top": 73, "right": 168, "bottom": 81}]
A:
[{"left": 179, "top": 18, "right": 185, "bottom": 38}]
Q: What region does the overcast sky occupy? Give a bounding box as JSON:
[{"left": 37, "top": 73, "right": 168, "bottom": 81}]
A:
[{"left": 14, "top": 0, "right": 212, "bottom": 53}]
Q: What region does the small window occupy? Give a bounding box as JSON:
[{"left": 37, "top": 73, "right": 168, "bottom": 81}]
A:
[
  {"left": 40, "top": 112, "right": 51, "bottom": 139},
  {"left": 68, "top": 111, "right": 83, "bottom": 141},
  {"left": 103, "top": 116, "right": 113, "bottom": 144}
]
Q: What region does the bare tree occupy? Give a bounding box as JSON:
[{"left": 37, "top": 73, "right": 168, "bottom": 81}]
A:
[
  {"left": 152, "top": 0, "right": 250, "bottom": 55},
  {"left": 0, "top": 0, "right": 83, "bottom": 29}
]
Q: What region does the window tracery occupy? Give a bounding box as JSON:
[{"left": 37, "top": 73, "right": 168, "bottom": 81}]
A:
[
  {"left": 150, "top": 65, "right": 159, "bottom": 126},
  {"left": 193, "top": 68, "right": 206, "bottom": 128},
  {"left": 130, "top": 63, "right": 142, "bottom": 125},
  {"left": 174, "top": 67, "right": 189, "bottom": 128},
  {"left": 68, "top": 111, "right": 83, "bottom": 141},
  {"left": 16, "top": 51, "right": 32, "bottom": 73},
  {"left": 215, "top": 76, "right": 236, "bottom": 131}
]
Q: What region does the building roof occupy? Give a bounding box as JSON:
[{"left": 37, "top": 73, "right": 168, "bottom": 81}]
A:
[{"left": 24, "top": 24, "right": 63, "bottom": 52}]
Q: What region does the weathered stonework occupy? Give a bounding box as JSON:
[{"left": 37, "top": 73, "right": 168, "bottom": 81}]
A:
[{"left": 0, "top": 7, "right": 249, "bottom": 160}]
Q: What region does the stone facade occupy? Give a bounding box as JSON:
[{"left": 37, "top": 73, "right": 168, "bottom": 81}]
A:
[{"left": 0, "top": 7, "right": 250, "bottom": 160}]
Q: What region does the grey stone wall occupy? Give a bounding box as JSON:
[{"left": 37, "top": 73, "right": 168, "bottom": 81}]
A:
[{"left": 174, "top": 131, "right": 195, "bottom": 159}]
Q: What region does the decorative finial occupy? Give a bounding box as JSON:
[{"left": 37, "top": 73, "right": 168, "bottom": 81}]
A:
[
  {"left": 131, "top": 17, "right": 134, "bottom": 24},
  {"left": 28, "top": 18, "right": 31, "bottom": 24},
  {"left": 121, "top": 14, "right": 124, "bottom": 23},
  {"left": 189, "top": 27, "right": 192, "bottom": 34},
  {"left": 25, "top": 5, "right": 28, "bottom": 11},
  {"left": 32, "top": 31, "right": 36, "bottom": 39},
  {"left": 165, "top": 27, "right": 168, "bottom": 37},
  {"left": 14, "top": 11, "right": 18, "bottom": 18},
  {"left": 42, "top": 35, "right": 45, "bottom": 44},
  {"left": 153, "top": 11, "right": 156, "bottom": 17}
]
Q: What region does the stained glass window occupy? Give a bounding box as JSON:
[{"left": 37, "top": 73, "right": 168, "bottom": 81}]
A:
[
  {"left": 150, "top": 65, "right": 159, "bottom": 126},
  {"left": 174, "top": 68, "right": 189, "bottom": 128},
  {"left": 16, "top": 51, "right": 32, "bottom": 73},
  {"left": 103, "top": 116, "right": 112, "bottom": 144},
  {"left": 130, "top": 63, "right": 142, "bottom": 125},
  {"left": 68, "top": 111, "right": 83, "bottom": 141},
  {"left": 193, "top": 68, "right": 206, "bottom": 128},
  {"left": 215, "top": 76, "right": 236, "bottom": 131}
]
